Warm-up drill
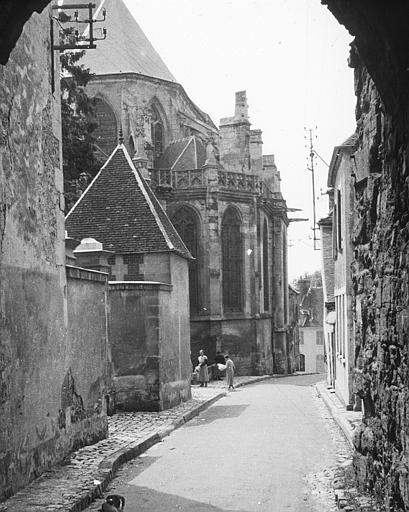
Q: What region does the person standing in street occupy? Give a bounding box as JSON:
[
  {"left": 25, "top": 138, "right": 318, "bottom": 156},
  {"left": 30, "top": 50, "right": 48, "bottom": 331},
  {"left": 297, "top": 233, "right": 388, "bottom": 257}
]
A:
[
  {"left": 198, "top": 349, "right": 209, "bottom": 387},
  {"left": 214, "top": 351, "right": 225, "bottom": 380},
  {"left": 225, "top": 355, "right": 235, "bottom": 390}
]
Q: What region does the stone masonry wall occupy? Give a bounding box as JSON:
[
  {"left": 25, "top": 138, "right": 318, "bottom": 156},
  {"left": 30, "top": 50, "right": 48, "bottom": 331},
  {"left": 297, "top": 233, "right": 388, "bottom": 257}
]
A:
[{"left": 350, "top": 56, "right": 409, "bottom": 510}]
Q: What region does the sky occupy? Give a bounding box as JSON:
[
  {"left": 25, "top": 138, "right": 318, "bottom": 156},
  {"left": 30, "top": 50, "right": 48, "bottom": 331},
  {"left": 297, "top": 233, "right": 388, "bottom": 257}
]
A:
[{"left": 124, "top": 0, "right": 357, "bottom": 281}]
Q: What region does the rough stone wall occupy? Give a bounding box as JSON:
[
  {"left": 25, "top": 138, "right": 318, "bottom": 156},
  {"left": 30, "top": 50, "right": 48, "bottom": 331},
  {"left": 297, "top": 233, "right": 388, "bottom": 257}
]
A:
[{"left": 349, "top": 58, "right": 409, "bottom": 509}]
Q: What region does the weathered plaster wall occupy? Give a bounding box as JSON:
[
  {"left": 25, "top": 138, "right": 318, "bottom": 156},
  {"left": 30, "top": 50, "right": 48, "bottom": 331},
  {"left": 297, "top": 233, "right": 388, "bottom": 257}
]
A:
[
  {"left": 332, "top": 151, "right": 356, "bottom": 407},
  {"left": 66, "top": 266, "right": 112, "bottom": 423},
  {"left": 299, "top": 327, "right": 325, "bottom": 373},
  {"left": 0, "top": 8, "right": 69, "bottom": 499},
  {"left": 0, "top": 9, "right": 113, "bottom": 500}
]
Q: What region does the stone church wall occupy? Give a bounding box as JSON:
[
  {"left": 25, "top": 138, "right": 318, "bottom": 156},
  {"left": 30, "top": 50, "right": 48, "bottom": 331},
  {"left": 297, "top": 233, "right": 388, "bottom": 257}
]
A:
[{"left": 85, "top": 74, "right": 214, "bottom": 157}]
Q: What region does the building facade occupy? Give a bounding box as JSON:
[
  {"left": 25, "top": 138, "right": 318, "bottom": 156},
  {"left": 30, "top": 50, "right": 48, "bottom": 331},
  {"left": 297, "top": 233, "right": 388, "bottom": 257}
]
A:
[
  {"left": 77, "top": 0, "right": 291, "bottom": 375},
  {"left": 320, "top": 136, "right": 358, "bottom": 409},
  {"left": 298, "top": 286, "right": 325, "bottom": 373}
]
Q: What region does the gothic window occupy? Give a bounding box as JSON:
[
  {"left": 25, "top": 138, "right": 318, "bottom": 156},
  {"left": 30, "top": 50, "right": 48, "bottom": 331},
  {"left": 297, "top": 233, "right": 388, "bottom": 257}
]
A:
[
  {"left": 171, "top": 206, "right": 200, "bottom": 315},
  {"left": 129, "top": 136, "right": 135, "bottom": 157},
  {"left": 92, "top": 98, "right": 118, "bottom": 159},
  {"left": 263, "top": 219, "right": 269, "bottom": 311},
  {"left": 222, "top": 206, "right": 243, "bottom": 312},
  {"left": 150, "top": 104, "right": 164, "bottom": 167}
]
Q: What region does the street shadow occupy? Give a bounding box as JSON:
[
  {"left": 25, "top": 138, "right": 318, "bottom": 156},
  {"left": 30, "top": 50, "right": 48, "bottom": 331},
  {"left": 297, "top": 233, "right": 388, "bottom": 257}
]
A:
[
  {"left": 184, "top": 403, "right": 249, "bottom": 427},
  {"left": 259, "top": 374, "right": 325, "bottom": 387},
  {"left": 92, "top": 484, "right": 252, "bottom": 512}
]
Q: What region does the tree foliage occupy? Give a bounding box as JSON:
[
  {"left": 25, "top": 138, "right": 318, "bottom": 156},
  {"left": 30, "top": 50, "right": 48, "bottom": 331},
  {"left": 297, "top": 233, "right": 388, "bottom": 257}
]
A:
[
  {"left": 59, "top": 25, "right": 100, "bottom": 212},
  {"left": 61, "top": 50, "right": 99, "bottom": 181}
]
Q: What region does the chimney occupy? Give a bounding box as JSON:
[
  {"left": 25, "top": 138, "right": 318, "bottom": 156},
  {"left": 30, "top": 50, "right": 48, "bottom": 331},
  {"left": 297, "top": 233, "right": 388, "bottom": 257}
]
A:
[
  {"left": 73, "top": 238, "right": 114, "bottom": 274},
  {"left": 234, "top": 90, "right": 249, "bottom": 120}
]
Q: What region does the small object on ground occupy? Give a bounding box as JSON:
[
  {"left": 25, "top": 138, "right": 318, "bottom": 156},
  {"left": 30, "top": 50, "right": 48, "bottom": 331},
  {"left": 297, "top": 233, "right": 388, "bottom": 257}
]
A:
[{"left": 101, "top": 494, "right": 126, "bottom": 512}]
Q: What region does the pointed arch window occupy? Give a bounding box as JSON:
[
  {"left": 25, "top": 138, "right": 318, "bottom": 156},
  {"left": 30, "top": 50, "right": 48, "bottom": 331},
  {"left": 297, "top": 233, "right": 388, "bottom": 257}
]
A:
[
  {"left": 92, "top": 97, "right": 118, "bottom": 159},
  {"left": 150, "top": 104, "right": 164, "bottom": 166},
  {"left": 222, "top": 207, "right": 243, "bottom": 312},
  {"left": 129, "top": 136, "right": 135, "bottom": 157},
  {"left": 263, "top": 219, "right": 269, "bottom": 311},
  {"left": 171, "top": 206, "right": 200, "bottom": 315}
]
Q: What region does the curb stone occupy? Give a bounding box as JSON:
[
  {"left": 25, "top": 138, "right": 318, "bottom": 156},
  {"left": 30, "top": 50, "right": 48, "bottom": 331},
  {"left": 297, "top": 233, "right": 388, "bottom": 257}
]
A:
[{"left": 315, "top": 381, "right": 355, "bottom": 447}]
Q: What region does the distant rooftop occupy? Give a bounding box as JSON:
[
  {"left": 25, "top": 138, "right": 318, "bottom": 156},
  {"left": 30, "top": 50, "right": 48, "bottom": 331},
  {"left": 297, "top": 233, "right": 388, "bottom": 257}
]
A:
[{"left": 157, "top": 136, "right": 207, "bottom": 171}]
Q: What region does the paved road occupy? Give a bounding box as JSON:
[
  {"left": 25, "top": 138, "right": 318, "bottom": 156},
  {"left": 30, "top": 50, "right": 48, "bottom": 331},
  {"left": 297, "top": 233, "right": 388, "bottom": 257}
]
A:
[{"left": 90, "top": 375, "right": 350, "bottom": 512}]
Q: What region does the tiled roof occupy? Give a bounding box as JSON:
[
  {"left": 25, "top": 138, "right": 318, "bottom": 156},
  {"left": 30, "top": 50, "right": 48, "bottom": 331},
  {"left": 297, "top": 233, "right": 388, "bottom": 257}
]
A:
[
  {"left": 73, "top": 0, "right": 176, "bottom": 82},
  {"left": 157, "top": 136, "right": 207, "bottom": 170},
  {"left": 65, "top": 145, "right": 192, "bottom": 259}
]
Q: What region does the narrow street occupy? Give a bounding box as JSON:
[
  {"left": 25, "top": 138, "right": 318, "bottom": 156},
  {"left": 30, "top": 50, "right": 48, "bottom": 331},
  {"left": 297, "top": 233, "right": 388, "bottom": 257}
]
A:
[{"left": 89, "top": 375, "right": 351, "bottom": 512}]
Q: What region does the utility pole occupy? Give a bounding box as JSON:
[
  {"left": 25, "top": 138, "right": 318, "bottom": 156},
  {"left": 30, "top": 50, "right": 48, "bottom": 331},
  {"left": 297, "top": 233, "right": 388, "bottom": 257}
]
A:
[{"left": 306, "top": 128, "right": 320, "bottom": 251}]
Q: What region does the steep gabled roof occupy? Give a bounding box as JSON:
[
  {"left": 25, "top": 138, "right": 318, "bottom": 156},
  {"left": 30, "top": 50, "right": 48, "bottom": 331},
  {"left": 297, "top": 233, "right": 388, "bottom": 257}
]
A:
[
  {"left": 65, "top": 144, "right": 192, "bottom": 259},
  {"left": 157, "top": 136, "right": 207, "bottom": 170},
  {"left": 74, "top": 0, "right": 176, "bottom": 82}
]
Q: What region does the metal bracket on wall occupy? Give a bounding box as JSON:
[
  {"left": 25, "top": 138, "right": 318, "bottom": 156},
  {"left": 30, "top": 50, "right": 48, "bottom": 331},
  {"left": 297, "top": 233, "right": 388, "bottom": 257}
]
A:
[
  {"left": 51, "top": 3, "right": 106, "bottom": 51},
  {"left": 49, "top": 3, "right": 106, "bottom": 93}
]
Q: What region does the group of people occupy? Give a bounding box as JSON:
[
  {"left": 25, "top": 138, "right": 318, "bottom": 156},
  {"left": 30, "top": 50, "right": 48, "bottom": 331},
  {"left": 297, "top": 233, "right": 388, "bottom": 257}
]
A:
[{"left": 196, "top": 349, "right": 235, "bottom": 390}]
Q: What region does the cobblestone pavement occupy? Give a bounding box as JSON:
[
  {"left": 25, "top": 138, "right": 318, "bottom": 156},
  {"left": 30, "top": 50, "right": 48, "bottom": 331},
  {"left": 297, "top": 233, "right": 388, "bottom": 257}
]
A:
[
  {"left": 0, "top": 376, "right": 270, "bottom": 512},
  {"left": 315, "top": 383, "right": 383, "bottom": 511}
]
